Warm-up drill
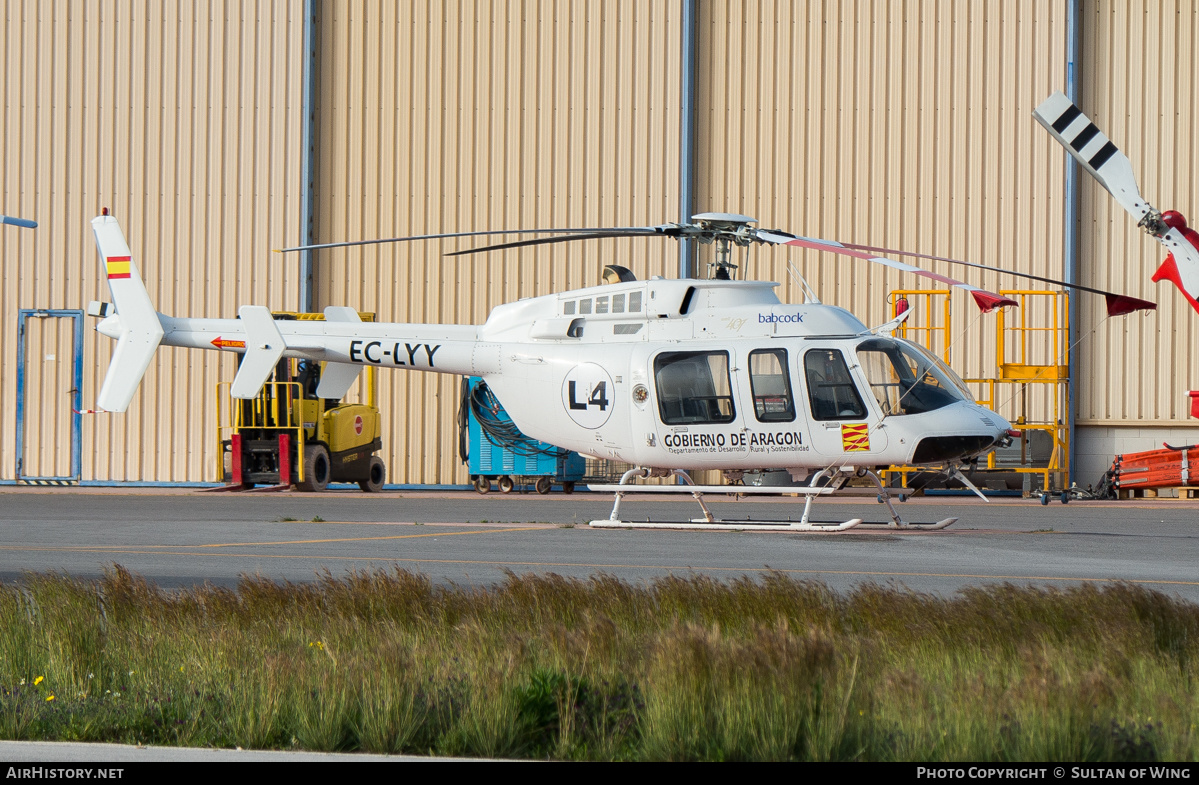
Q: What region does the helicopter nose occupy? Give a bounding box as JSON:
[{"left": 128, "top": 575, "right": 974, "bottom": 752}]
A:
[
  {"left": 981, "top": 407, "right": 1015, "bottom": 447},
  {"left": 908, "top": 404, "right": 1013, "bottom": 464}
]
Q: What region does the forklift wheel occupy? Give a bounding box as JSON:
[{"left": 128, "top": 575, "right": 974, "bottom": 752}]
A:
[
  {"left": 498, "top": 475, "right": 515, "bottom": 494},
  {"left": 561, "top": 481, "right": 575, "bottom": 495},
  {"left": 473, "top": 476, "right": 491, "bottom": 494},
  {"left": 535, "top": 477, "right": 552, "bottom": 495},
  {"left": 358, "top": 456, "right": 386, "bottom": 493},
  {"left": 1040, "top": 493, "right": 1050, "bottom": 506},
  {"left": 297, "top": 444, "right": 331, "bottom": 492}
]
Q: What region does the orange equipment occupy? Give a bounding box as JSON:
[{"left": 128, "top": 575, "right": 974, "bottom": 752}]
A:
[{"left": 1110, "top": 443, "right": 1199, "bottom": 492}]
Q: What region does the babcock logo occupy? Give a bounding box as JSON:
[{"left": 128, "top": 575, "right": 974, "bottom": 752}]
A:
[{"left": 758, "top": 312, "right": 804, "bottom": 324}]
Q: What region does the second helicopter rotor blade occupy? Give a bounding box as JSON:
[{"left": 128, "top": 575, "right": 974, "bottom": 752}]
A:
[
  {"left": 1035, "top": 90, "right": 1199, "bottom": 316},
  {"left": 757, "top": 230, "right": 1019, "bottom": 313},
  {"left": 1033, "top": 91, "right": 1156, "bottom": 225},
  {"left": 444, "top": 228, "right": 668, "bottom": 256},
  {"left": 275, "top": 226, "right": 666, "bottom": 254},
  {"left": 838, "top": 241, "right": 1156, "bottom": 317}
]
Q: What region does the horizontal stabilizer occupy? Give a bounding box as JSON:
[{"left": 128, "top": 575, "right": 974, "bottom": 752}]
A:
[
  {"left": 314, "top": 307, "right": 364, "bottom": 399},
  {"left": 1033, "top": 92, "right": 1155, "bottom": 222},
  {"left": 323, "top": 306, "right": 362, "bottom": 322},
  {"left": 316, "top": 362, "right": 363, "bottom": 400},
  {"left": 230, "top": 306, "right": 285, "bottom": 399}
]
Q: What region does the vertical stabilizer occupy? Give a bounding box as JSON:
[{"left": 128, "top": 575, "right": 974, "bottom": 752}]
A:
[{"left": 92, "top": 214, "right": 165, "bottom": 412}]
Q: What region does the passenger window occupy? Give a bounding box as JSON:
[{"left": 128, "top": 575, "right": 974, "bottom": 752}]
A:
[
  {"left": 804, "top": 349, "right": 867, "bottom": 420},
  {"left": 654, "top": 351, "right": 737, "bottom": 425},
  {"left": 748, "top": 349, "right": 795, "bottom": 422},
  {"left": 596, "top": 296, "right": 609, "bottom": 314},
  {"left": 628, "top": 292, "right": 643, "bottom": 312},
  {"left": 579, "top": 299, "right": 593, "bottom": 315},
  {"left": 612, "top": 293, "right": 625, "bottom": 313},
  {"left": 563, "top": 301, "right": 576, "bottom": 315}
]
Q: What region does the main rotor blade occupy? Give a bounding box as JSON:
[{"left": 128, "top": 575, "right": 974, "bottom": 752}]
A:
[
  {"left": 444, "top": 228, "right": 669, "bottom": 256},
  {"left": 837, "top": 242, "right": 1157, "bottom": 317},
  {"left": 0, "top": 215, "right": 36, "bottom": 229},
  {"left": 757, "top": 231, "right": 1019, "bottom": 313},
  {"left": 274, "top": 226, "right": 663, "bottom": 254}
]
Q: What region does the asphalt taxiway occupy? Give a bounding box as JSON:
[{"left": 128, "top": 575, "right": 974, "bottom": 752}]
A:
[{"left": 2, "top": 486, "right": 1197, "bottom": 600}]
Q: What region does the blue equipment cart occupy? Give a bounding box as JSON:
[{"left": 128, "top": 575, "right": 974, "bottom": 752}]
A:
[{"left": 459, "top": 377, "right": 585, "bottom": 494}]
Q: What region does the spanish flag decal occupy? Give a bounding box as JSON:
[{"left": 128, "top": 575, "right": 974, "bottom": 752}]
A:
[
  {"left": 841, "top": 423, "right": 870, "bottom": 452},
  {"left": 106, "top": 255, "right": 132, "bottom": 279}
]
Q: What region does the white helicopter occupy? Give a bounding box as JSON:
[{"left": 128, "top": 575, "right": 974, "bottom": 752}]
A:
[{"left": 87, "top": 191, "right": 1155, "bottom": 532}]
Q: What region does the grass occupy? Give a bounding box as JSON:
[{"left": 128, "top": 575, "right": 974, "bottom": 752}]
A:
[{"left": 1, "top": 567, "right": 1197, "bottom": 760}]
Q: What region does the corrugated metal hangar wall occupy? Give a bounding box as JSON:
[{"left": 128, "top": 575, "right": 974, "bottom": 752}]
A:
[
  {"left": 1, "top": 0, "right": 308, "bottom": 483},
  {"left": 1, "top": 0, "right": 1195, "bottom": 487}
]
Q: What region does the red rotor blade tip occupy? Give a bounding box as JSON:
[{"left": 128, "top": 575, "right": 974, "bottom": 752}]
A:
[
  {"left": 1103, "top": 294, "right": 1157, "bottom": 317},
  {"left": 970, "top": 291, "right": 1020, "bottom": 313}
]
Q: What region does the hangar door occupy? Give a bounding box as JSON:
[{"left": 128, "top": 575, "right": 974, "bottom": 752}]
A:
[{"left": 14, "top": 310, "right": 84, "bottom": 484}]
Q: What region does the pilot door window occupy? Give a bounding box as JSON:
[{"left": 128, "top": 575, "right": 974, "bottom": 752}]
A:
[
  {"left": 804, "top": 349, "right": 867, "bottom": 421},
  {"left": 654, "top": 351, "right": 737, "bottom": 425},
  {"left": 748, "top": 348, "right": 796, "bottom": 422},
  {"left": 855, "top": 337, "right": 971, "bottom": 415}
]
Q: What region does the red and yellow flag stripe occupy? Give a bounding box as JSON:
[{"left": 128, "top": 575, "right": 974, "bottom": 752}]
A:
[
  {"left": 106, "top": 255, "right": 132, "bottom": 280},
  {"left": 840, "top": 423, "right": 870, "bottom": 452}
]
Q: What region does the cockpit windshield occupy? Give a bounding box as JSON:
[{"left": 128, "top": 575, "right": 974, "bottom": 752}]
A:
[{"left": 855, "top": 337, "right": 974, "bottom": 416}]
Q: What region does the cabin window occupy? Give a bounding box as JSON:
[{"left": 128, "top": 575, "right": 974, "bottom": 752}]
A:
[
  {"left": 579, "top": 298, "right": 593, "bottom": 315},
  {"left": 804, "top": 349, "right": 867, "bottom": 420},
  {"left": 628, "top": 291, "right": 643, "bottom": 312},
  {"left": 654, "top": 351, "right": 737, "bottom": 425},
  {"left": 855, "top": 337, "right": 972, "bottom": 415},
  {"left": 748, "top": 349, "right": 796, "bottom": 422},
  {"left": 596, "top": 296, "right": 610, "bottom": 314},
  {"left": 612, "top": 293, "right": 626, "bottom": 313},
  {"left": 563, "top": 301, "right": 576, "bottom": 315}
]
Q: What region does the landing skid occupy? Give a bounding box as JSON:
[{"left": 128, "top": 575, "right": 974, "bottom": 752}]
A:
[{"left": 587, "top": 467, "right": 958, "bottom": 533}]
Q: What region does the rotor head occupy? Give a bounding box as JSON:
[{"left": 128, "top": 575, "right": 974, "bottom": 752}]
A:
[{"left": 689, "top": 212, "right": 759, "bottom": 246}]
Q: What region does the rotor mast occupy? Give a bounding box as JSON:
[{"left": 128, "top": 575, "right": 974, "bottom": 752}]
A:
[{"left": 689, "top": 212, "right": 758, "bottom": 280}]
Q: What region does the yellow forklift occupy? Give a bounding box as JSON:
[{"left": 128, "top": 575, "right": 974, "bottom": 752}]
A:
[{"left": 215, "top": 311, "right": 385, "bottom": 492}]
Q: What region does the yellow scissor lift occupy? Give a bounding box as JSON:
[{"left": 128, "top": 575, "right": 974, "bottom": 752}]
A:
[
  {"left": 882, "top": 290, "right": 1070, "bottom": 496},
  {"left": 213, "top": 311, "right": 385, "bottom": 492}
]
